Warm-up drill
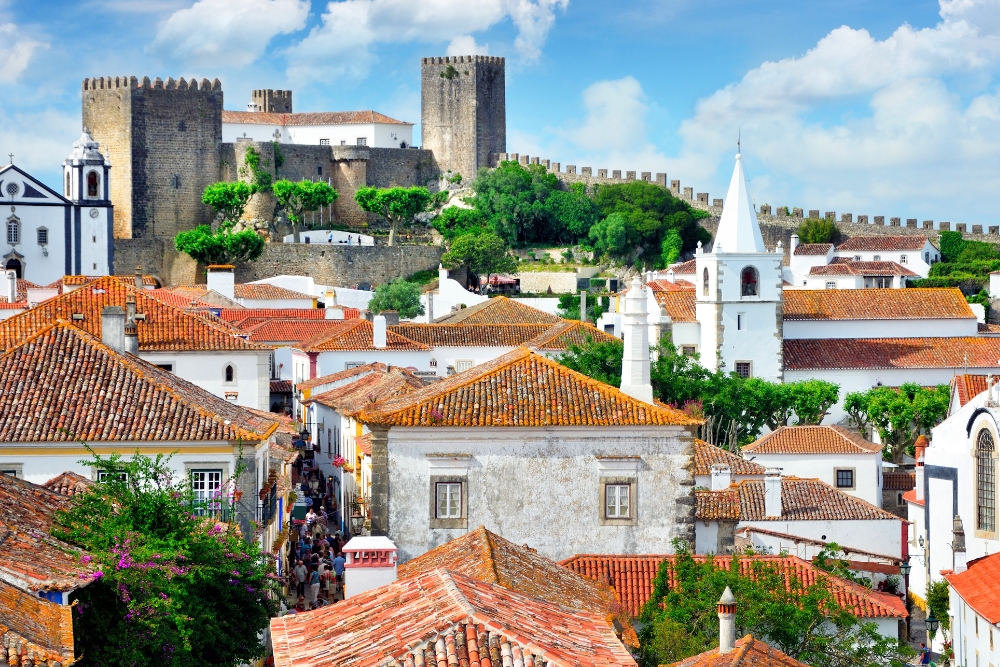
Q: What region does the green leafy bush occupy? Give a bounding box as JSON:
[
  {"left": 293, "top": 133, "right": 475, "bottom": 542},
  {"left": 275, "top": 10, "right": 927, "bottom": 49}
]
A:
[
  {"left": 174, "top": 225, "right": 265, "bottom": 265},
  {"left": 369, "top": 278, "right": 425, "bottom": 319},
  {"left": 354, "top": 186, "right": 432, "bottom": 246},
  {"left": 796, "top": 218, "right": 841, "bottom": 244},
  {"left": 441, "top": 231, "right": 518, "bottom": 285}
]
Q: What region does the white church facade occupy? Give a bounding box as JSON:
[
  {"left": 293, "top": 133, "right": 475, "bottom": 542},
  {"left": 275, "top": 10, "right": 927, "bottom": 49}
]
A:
[{"left": 1, "top": 130, "right": 113, "bottom": 286}]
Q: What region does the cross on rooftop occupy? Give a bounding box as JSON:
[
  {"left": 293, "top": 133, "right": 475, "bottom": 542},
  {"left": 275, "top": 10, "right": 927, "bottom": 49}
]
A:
[{"left": 7, "top": 154, "right": 11, "bottom": 164}]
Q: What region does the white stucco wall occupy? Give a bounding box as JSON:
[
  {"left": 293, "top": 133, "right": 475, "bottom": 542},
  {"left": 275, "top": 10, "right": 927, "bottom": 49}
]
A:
[
  {"left": 737, "top": 518, "right": 904, "bottom": 560},
  {"left": 430, "top": 346, "right": 516, "bottom": 376},
  {"left": 783, "top": 318, "right": 977, "bottom": 340},
  {"left": 951, "top": 588, "right": 998, "bottom": 667},
  {"left": 140, "top": 350, "right": 271, "bottom": 411},
  {"left": 832, "top": 244, "right": 937, "bottom": 278},
  {"left": 222, "top": 122, "right": 413, "bottom": 148},
  {"left": 746, "top": 452, "right": 883, "bottom": 507},
  {"left": 315, "top": 350, "right": 431, "bottom": 376},
  {"left": 237, "top": 297, "right": 315, "bottom": 309},
  {"left": 801, "top": 274, "right": 864, "bottom": 290},
  {"left": 385, "top": 425, "right": 695, "bottom": 562}
]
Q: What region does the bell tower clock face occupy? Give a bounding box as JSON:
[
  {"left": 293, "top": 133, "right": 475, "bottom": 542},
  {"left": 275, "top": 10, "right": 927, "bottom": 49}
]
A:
[{"left": 89, "top": 208, "right": 99, "bottom": 218}]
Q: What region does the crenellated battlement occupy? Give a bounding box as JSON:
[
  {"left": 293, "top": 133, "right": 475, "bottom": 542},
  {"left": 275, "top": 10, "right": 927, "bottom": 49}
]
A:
[
  {"left": 421, "top": 55, "right": 505, "bottom": 65},
  {"left": 81, "top": 76, "right": 222, "bottom": 91},
  {"left": 493, "top": 151, "right": 1000, "bottom": 240}
]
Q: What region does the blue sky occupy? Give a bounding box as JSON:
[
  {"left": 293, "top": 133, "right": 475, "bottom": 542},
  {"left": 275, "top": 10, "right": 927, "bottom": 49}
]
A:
[{"left": 3, "top": 0, "right": 999, "bottom": 226}]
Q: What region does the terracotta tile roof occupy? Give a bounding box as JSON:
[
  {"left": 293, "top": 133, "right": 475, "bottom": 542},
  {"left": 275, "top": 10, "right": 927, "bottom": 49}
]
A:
[
  {"left": 219, "top": 308, "right": 324, "bottom": 322},
  {"left": 271, "top": 379, "right": 293, "bottom": 393},
  {"left": 806, "top": 264, "right": 855, "bottom": 276},
  {"left": 296, "top": 363, "right": 386, "bottom": 392},
  {"left": 235, "top": 283, "right": 313, "bottom": 301},
  {"left": 653, "top": 290, "right": 697, "bottom": 322},
  {"left": 692, "top": 440, "right": 767, "bottom": 476},
  {"left": 397, "top": 526, "right": 620, "bottom": 619},
  {"left": 559, "top": 554, "right": 907, "bottom": 620},
  {"left": 696, "top": 477, "right": 900, "bottom": 522},
  {"left": 648, "top": 279, "right": 696, "bottom": 292},
  {"left": 244, "top": 318, "right": 351, "bottom": 343},
  {"left": 42, "top": 471, "right": 94, "bottom": 497},
  {"left": 309, "top": 366, "right": 426, "bottom": 416},
  {"left": 953, "top": 374, "right": 990, "bottom": 407},
  {"left": 0, "top": 279, "right": 41, "bottom": 303},
  {"left": 0, "top": 321, "right": 277, "bottom": 442},
  {"left": 782, "top": 288, "right": 973, "bottom": 321},
  {"left": 944, "top": 552, "right": 1000, "bottom": 623},
  {"left": 979, "top": 322, "right": 1000, "bottom": 334},
  {"left": 882, "top": 471, "right": 916, "bottom": 490},
  {"left": 433, "top": 296, "right": 561, "bottom": 325},
  {"left": 668, "top": 259, "right": 697, "bottom": 274},
  {"left": 390, "top": 323, "right": 553, "bottom": 346},
  {"left": 146, "top": 288, "right": 214, "bottom": 309},
  {"left": 246, "top": 407, "right": 299, "bottom": 436},
  {"left": 356, "top": 432, "right": 372, "bottom": 456},
  {"left": 793, "top": 243, "right": 833, "bottom": 255},
  {"left": 222, "top": 109, "right": 411, "bottom": 126},
  {"left": 524, "top": 320, "right": 621, "bottom": 351},
  {"left": 669, "top": 635, "right": 810, "bottom": 667},
  {"left": 742, "top": 426, "right": 882, "bottom": 455},
  {"left": 0, "top": 275, "right": 269, "bottom": 352},
  {"left": 0, "top": 473, "right": 93, "bottom": 592},
  {"left": 269, "top": 568, "right": 634, "bottom": 667},
  {"left": 902, "top": 489, "right": 924, "bottom": 506},
  {"left": 299, "top": 319, "right": 429, "bottom": 352},
  {"left": 783, "top": 337, "right": 1000, "bottom": 370},
  {"left": 360, "top": 347, "right": 700, "bottom": 427},
  {"left": 56, "top": 275, "right": 158, "bottom": 289},
  {"left": 807, "top": 261, "right": 917, "bottom": 277},
  {"left": 836, "top": 235, "right": 930, "bottom": 251}
]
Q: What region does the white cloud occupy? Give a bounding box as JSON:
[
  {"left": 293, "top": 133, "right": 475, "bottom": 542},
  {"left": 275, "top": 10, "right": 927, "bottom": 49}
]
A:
[
  {"left": 150, "top": 0, "right": 310, "bottom": 68},
  {"left": 0, "top": 108, "right": 78, "bottom": 180},
  {"left": 447, "top": 35, "right": 488, "bottom": 56},
  {"left": 0, "top": 23, "right": 46, "bottom": 83},
  {"left": 285, "top": 0, "right": 567, "bottom": 83}
]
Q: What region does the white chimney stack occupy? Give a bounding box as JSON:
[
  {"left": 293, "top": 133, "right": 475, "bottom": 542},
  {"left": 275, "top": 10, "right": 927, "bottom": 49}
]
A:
[
  {"left": 4, "top": 270, "right": 15, "bottom": 303},
  {"left": 325, "top": 290, "right": 344, "bottom": 320},
  {"left": 343, "top": 536, "right": 397, "bottom": 599},
  {"left": 717, "top": 586, "right": 736, "bottom": 654},
  {"left": 711, "top": 464, "right": 732, "bottom": 491},
  {"left": 764, "top": 468, "right": 782, "bottom": 518},
  {"left": 619, "top": 276, "right": 653, "bottom": 403},
  {"left": 427, "top": 292, "right": 434, "bottom": 323},
  {"left": 101, "top": 306, "right": 126, "bottom": 352},
  {"left": 373, "top": 314, "right": 387, "bottom": 349},
  {"left": 206, "top": 265, "right": 235, "bottom": 301},
  {"left": 438, "top": 263, "right": 449, "bottom": 285},
  {"left": 915, "top": 436, "right": 927, "bottom": 503},
  {"left": 790, "top": 234, "right": 799, "bottom": 256},
  {"left": 666, "top": 269, "right": 676, "bottom": 284}
]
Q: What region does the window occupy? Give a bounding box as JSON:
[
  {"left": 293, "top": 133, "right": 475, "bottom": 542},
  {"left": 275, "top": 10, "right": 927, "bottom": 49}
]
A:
[
  {"left": 357, "top": 137, "right": 367, "bottom": 146},
  {"left": 6, "top": 219, "right": 18, "bottom": 244},
  {"left": 87, "top": 171, "right": 99, "bottom": 197},
  {"left": 702, "top": 268, "right": 709, "bottom": 296},
  {"left": 873, "top": 254, "right": 881, "bottom": 261},
  {"left": 155, "top": 363, "right": 173, "bottom": 372},
  {"left": 836, "top": 468, "right": 855, "bottom": 489},
  {"left": 977, "top": 428, "right": 996, "bottom": 533},
  {"left": 825, "top": 281, "right": 837, "bottom": 289},
  {"left": 925, "top": 252, "right": 930, "bottom": 263},
  {"left": 0, "top": 464, "right": 22, "bottom": 478},
  {"left": 36, "top": 227, "right": 47, "bottom": 246},
  {"left": 682, "top": 345, "right": 696, "bottom": 356},
  {"left": 853, "top": 255, "right": 861, "bottom": 261},
  {"left": 327, "top": 428, "right": 332, "bottom": 456},
  {"left": 319, "top": 138, "right": 330, "bottom": 145},
  {"left": 345, "top": 362, "right": 365, "bottom": 370},
  {"left": 737, "top": 313, "right": 745, "bottom": 330},
  {"left": 191, "top": 469, "right": 223, "bottom": 513},
  {"left": 897, "top": 492, "right": 904, "bottom": 506},
  {"left": 735, "top": 362, "right": 752, "bottom": 378},
  {"left": 269, "top": 352, "right": 276, "bottom": 379},
  {"left": 605, "top": 484, "right": 631, "bottom": 519},
  {"left": 97, "top": 470, "right": 128, "bottom": 482},
  {"left": 436, "top": 483, "right": 461, "bottom": 519},
  {"left": 170, "top": 174, "right": 181, "bottom": 189},
  {"left": 900, "top": 254, "right": 908, "bottom": 265},
  {"left": 740, "top": 266, "right": 758, "bottom": 296},
  {"left": 340, "top": 140, "right": 346, "bottom": 146},
  {"left": 224, "top": 364, "right": 235, "bottom": 383},
  {"left": 456, "top": 360, "right": 474, "bottom": 373},
  {"left": 317, "top": 166, "right": 323, "bottom": 176},
  {"left": 92, "top": 235, "right": 96, "bottom": 243}
]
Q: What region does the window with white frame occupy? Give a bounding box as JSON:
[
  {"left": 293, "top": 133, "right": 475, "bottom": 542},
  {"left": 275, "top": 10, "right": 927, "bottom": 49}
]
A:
[
  {"left": 605, "top": 484, "right": 631, "bottom": 519},
  {"left": 456, "top": 360, "right": 474, "bottom": 372},
  {"left": 319, "top": 139, "right": 330, "bottom": 145},
  {"left": 357, "top": 137, "right": 367, "bottom": 146},
  {"left": 873, "top": 254, "right": 881, "bottom": 261},
  {"left": 900, "top": 254, "right": 908, "bottom": 264},
  {"left": 191, "top": 469, "right": 223, "bottom": 511},
  {"left": 6, "top": 219, "right": 18, "bottom": 245},
  {"left": 681, "top": 346, "right": 696, "bottom": 356},
  {"left": 36, "top": 227, "right": 47, "bottom": 246},
  {"left": 825, "top": 281, "right": 836, "bottom": 289},
  {"left": 977, "top": 428, "right": 996, "bottom": 533},
  {"left": 97, "top": 470, "right": 128, "bottom": 482},
  {"left": 735, "top": 361, "right": 752, "bottom": 378},
  {"left": 436, "top": 482, "right": 462, "bottom": 519},
  {"left": 853, "top": 255, "right": 861, "bottom": 261}
]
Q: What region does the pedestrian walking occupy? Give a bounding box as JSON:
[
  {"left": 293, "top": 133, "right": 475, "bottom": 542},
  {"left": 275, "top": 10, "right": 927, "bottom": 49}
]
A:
[
  {"left": 308, "top": 567, "right": 321, "bottom": 605},
  {"left": 293, "top": 560, "right": 308, "bottom": 598}
]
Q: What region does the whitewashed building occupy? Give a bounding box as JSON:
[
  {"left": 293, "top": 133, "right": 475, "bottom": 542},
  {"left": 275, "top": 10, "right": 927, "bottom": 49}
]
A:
[
  {"left": 944, "top": 551, "right": 1000, "bottom": 667},
  {"left": 222, "top": 110, "right": 413, "bottom": 148},
  {"left": 786, "top": 235, "right": 939, "bottom": 287}
]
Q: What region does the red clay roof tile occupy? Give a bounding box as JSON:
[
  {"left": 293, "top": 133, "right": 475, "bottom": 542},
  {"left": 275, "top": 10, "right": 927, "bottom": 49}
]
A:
[
  {"left": 952, "top": 374, "right": 990, "bottom": 408},
  {"left": 944, "top": 552, "right": 1000, "bottom": 623},
  {"left": 693, "top": 440, "right": 766, "bottom": 476},
  {"left": 299, "top": 319, "right": 429, "bottom": 351},
  {"left": 696, "top": 477, "right": 900, "bottom": 522},
  {"left": 793, "top": 243, "right": 834, "bottom": 255},
  {"left": 42, "top": 471, "right": 94, "bottom": 497},
  {"left": 836, "top": 236, "right": 930, "bottom": 251},
  {"left": 432, "top": 296, "right": 561, "bottom": 324},
  {"left": 222, "top": 109, "right": 411, "bottom": 126},
  {"left": 742, "top": 426, "right": 882, "bottom": 455},
  {"left": 784, "top": 337, "right": 1000, "bottom": 370},
  {"left": 783, "top": 288, "right": 973, "bottom": 321}
]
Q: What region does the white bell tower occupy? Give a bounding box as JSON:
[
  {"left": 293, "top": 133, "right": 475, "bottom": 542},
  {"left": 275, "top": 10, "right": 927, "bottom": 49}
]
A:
[
  {"left": 63, "top": 129, "right": 113, "bottom": 275},
  {"left": 695, "top": 152, "right": 783, "bottom": 383}
]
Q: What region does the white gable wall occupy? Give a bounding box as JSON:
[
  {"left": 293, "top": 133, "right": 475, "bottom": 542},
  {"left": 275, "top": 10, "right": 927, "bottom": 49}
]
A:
[
  {"left": 742, "top": 452, "right": 883, "bottom": 507},
  {"left": 784, "top": 318, "right": 977, "bottom": 339},
  {"left": 140, "top": 350, "right": 270, "bottom": 411}
]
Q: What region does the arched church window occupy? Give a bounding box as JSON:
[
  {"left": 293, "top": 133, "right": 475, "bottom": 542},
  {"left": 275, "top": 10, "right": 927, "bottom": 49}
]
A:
[
  {"left": 977, "top": 428, "right": 996, "bottom": 533},
  {"left": 702, "top": 268, "right": 709, "bottom": 297},
  {"left": 87, "top": 172, "right": 99, "bottom": 198},
  {"left": 65, "top": 172, "right": 71, "bottom": 197},
  {"left": 4, "top": 258, "right": 21, "bottom": 279},
  {"left": 6, "top": 219, "right": 18, "bottom": 245},
  {"left": 225, "top": 365, "right": 235, "bottom": 383},
  {"left": 740, "top": 266, "right": 758, "bottom": 297}
]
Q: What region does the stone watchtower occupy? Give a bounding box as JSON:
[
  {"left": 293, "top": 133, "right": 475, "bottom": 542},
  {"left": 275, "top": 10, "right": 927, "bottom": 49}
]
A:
[
  {"left": 421, "top": 56, "right": 505, "bottom": 183},
  {"left": 250, "top": 89, "right": 292, "bottom": 113},
  {"left": 81, "top": 76, "right": 223, "bottom": 283}
]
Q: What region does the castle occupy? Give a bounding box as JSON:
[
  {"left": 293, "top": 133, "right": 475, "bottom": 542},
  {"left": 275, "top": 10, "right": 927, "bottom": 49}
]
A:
[{"left": 81, "top": 56, "right": 506, "bottom": 285}]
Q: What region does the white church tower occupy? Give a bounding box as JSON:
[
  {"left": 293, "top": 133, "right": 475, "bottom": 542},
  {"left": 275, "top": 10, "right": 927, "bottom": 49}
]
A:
[
  {"left": 695, "top": 152, "right": 783, "bottom": 383},
  {"left": 63, "top": 129, "right": 113, "bottom": 276}
]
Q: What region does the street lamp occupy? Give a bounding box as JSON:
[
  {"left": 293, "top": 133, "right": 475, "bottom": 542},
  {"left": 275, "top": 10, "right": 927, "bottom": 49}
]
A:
[
  {"left": 350, "top": 511, "right": 364, "bottom": 536},
  {"left": 899, "top": 559, "right": 912, "bottom": 577},
  {"left": 926, "top": 613, "right": 940, "bottom": 640}
]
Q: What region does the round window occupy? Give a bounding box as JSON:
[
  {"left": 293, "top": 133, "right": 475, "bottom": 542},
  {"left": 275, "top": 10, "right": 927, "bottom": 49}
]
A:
[{"left": 5, "top": 183, "right": 18, "bottom": 196}]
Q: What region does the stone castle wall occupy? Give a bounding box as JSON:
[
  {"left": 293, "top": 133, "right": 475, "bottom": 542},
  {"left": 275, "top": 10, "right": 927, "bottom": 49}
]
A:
[{"left": 234, "top": 243, "right": 443, "bottom": 286}]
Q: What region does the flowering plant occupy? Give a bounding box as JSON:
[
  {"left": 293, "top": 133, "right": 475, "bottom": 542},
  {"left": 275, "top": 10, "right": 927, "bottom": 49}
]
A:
[{"left": 332, "top": 456, "right": 348, "bottom": 468}]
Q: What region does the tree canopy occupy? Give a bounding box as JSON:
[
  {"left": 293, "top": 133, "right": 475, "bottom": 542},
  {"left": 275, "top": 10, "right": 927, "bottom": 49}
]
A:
[
  {"left": 355, "top": 186, "right": 432, "bottom": 246},
  {"left": 441, "top": 231, "right": 518, "bottom": 287},
  {"left": 368, "top": 278, "right": 425, "bottom": 319},
  {"left": 844, "top": 383, "right": 949, "bottom": 462},
  {"left": 796, "top": 217, "right": 841, "bottom": 244},
  {"left": 174, "top": 225, "right": 265, "bottom": 266},
  {"left": 53, "top": 450, "right": 278, "bottom": 667},
  {"left": 913, "top": 230, "right": 1000, "bottom": 293},
  {"left": 273, "top": 179, "right": 339, "bottom": 242},
  {"left": 201, "top": 182, "right": 255, "bottom": 228}
]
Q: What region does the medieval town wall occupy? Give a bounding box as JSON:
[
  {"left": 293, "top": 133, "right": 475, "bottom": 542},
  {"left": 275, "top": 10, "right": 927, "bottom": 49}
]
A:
[{"left": 234, "top": 242, "right": 443, "bottom": 286}]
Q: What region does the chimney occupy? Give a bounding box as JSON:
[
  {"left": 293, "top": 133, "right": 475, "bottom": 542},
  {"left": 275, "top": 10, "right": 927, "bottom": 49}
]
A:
[
  {"left": 427, "top": 292, "right": 434, "bottom": 323},
  {"left": 206, "top": 264, "right": 236, "bottom": 301},
  {"left": 579, "top": 290, "right": 587, "bottom": 323},
  {"left": 101, "top": 306, "right": 126, "bottom": 352},
  {"left": 711, "top": 464, "right": 732, "bottom": 491},
  {"left": 373, "top": 315, "right": 387, "bottom": 348},
  {"left": 952, "top": 515, "right": 967, "bottom": 573},
  {"left": 325, "top": 290, "right": 344, "bottom": 320},
  {"left": 134, "top": 265, "right": 144, "bottom": 290},
  {"left": 764, "top": 468, "right": 782, "bottom": 518},
  {"left": 790, "top": 234, "right": 799, "bottom": 256},
  {"left": 717, "top": 586, "right": 736, "bottom": 654},
  {"left": 123, "top": 294, "right": 139, "bottom": 354},
  {"left": 4, "top": 270, "right": 14, "bottom": 303},
  {"left": 915, "top": 435, "right": 927, "bottom": 503},
  {"left": 438, "top": 263, "right": 449, "bottom": 285},
  {"left": 619, "top": 276, "right": 653, "bottom": 403},
  {"left": 343, "top": 536, "right": 398, "bottom": 599},
  {"left": 666, "top": 269, "right": 676, "bottom": 284}
]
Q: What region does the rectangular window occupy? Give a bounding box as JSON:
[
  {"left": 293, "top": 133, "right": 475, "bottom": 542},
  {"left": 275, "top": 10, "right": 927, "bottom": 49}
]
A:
[
  {"left": 269, "top": 353, "right": 275, "bottom": 379},
  {"left": 605, "top": 484, "right": 631, "bottom": 519},
  {"left": 345, "top": 362, "right": 365, "bottom": 370},
  {"left": 853, "top": 255, "right": 861, "bottom": 261},
  {"left": 735, "top": 362, "right": 752, "bottom": 378},
  {"left": 6, "top": 221, "right": 18, "bottom": 245},
  {"left": 900, "top": 254, "right": 908, "bottom": 264},
  {"left": 36, "top": 228, "right": 47, "bottom": 245},
  {"left": 873, "top": 254, "right": 881, "bottom": 261},
  {"left": 836, "top": 468, "right": 855, "bottom": 488},
  {"left": 317, "top": 166, "right": 323, "bottom": 176},
  {"left": 357, "top": 137, "right": 367, "bottom": 146},
  {"left": 456, "top": 360, "right": 474, "bottom": 373},
  {"left": 825, "top": 281, "right": 836, "bottom": 289},
  {"left": 340, "top": 140, "right": 346, "bottom": 145},
  {"left": 191, "top": 469, "right": 223, "bottom": 513},
  {"left": 97, "top": 470, "right": 128, "bottom": 482},
  {"left": 319, "top": 138, "right": 330, "bottom": 145},
  {"left": 155, "top": 363, "right": 173, "bottom": 372},
  {"left": 682, "top": 346, "right": 696, "bottom": 356},
  {"left": 436, "top": 482, "right": 462, "bottom": 519},
  {"left": 0, "top": 465, "right": 21, "bottom": 478},
  {"left": 737, "top": 313, "right": 745, "bottom": 330}
]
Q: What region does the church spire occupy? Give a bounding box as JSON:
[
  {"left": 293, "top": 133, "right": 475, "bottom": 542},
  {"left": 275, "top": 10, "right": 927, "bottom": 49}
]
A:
[{"left": 713, "top": 152, "right": 765, "bottom": 253}]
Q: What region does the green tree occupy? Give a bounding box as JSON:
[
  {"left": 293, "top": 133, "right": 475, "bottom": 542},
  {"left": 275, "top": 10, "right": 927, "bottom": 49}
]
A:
[
  {"left": 661, "top": 229, "right": 683, "bottom": 267},
  {"left": 796, "top": 218, "right": 841, "bottom": 244},
  {"left": 354, "top": 186, "right": 433, "bottom": 246},
  {"left": 174, "top": 225, "right": 265, "bottom": 265},
  {"left": 588, "top": 213, "right": 628, "bottom": 258},
  {"left": 844, "top": 384, "right": 950, "bottom": 462},
  {"left": 52, "top": 450, "right": 278, "bottom": 667},
  {"left": 441, "top": 231, "right": 518, "bottom": 288},
  {"left": 556, "top": 334, "right": 624, "bottom": 386},
  {"left": 273, "top": 179, "right": 339, "bottom": 243},
  {"left": 542, "top": 188, "right": 601, "bottom": 242},
  {"left": 201, "top": 181, "right": 255, "bottom": 228},
  {"left": 637, "top": 546, "right": 913, "bottom": 667},
  {"left": 431, "top": 206, "right": 490, "bottom": 240},
  {"left": 368, "top": 278, "right": 425, "bottom": 319},
  {"left": 926, "top": 579, "right": 951, "bottom": 636},
  {"left": 556, "top": 293, "right": 609, "bottom": 322},
  {"left": 470, "top": 161, "right": 559, "bottom": 244}
]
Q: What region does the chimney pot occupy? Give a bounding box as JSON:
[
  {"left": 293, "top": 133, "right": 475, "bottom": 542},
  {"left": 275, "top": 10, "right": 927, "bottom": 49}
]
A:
[
  {"left": 101, "top": 306, "right": 126, "bottom": 352},
  {"left": 4, "top": 270, "right": 15, "bottom": 303},
  {"left": 717, "top": 586, "right": 736, "bottom": 654},
  {"left": 711, "top": 464, "right": 732, "bottom": 491},
  {"left": 343, "top": 536, "right": 398, "bottom": 599}
]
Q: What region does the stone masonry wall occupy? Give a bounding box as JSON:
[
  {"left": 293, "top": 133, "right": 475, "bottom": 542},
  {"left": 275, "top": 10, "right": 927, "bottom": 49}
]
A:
[{"left": 234, "top": 243, "right": 443, "bottom": 285}]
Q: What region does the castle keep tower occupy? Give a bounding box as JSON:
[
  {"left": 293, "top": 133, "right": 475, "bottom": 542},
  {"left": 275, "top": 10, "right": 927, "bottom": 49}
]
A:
[
  {"left": 421, "top": 56, "right": 505, "bottom": 182},
  {"left": 250, "top": 89, "right": 292, "bottom": 113},
  {"left": 81, "top": 76, "right": 223, "bottom": 283}
]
